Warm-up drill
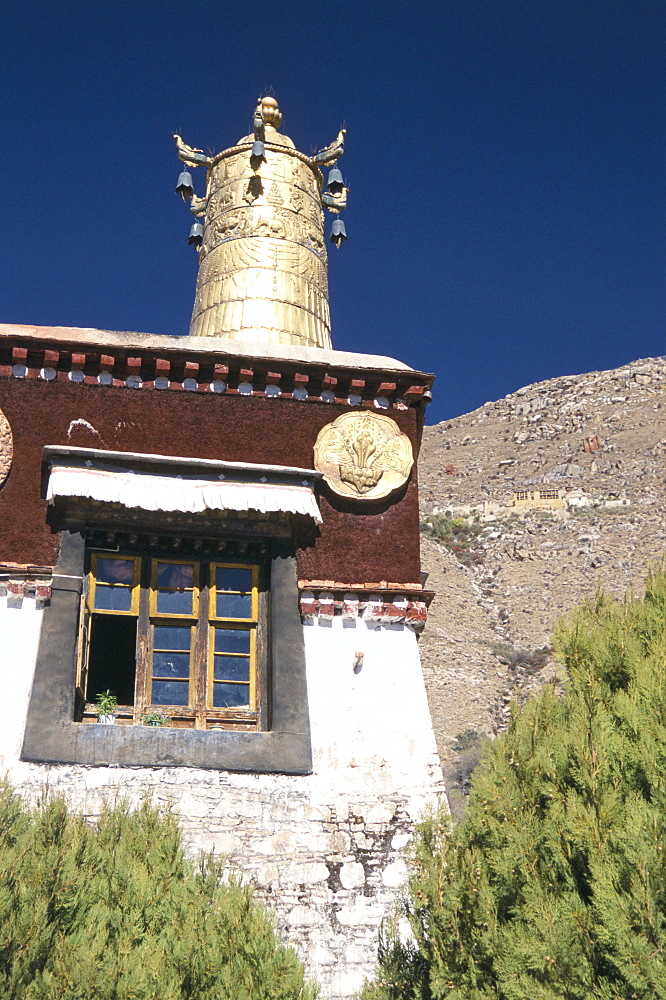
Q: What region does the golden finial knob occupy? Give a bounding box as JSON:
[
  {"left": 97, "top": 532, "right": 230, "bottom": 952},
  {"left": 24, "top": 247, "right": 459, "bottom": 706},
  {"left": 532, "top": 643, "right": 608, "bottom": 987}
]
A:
[{"left": 255, "top": 96, "right": 282, "bottom": 131}]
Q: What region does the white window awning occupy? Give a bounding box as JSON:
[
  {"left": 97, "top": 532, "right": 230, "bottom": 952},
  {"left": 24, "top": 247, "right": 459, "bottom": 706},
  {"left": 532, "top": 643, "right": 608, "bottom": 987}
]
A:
[{"left": 43, "top": 446, "right": 323, "bottom": 523}]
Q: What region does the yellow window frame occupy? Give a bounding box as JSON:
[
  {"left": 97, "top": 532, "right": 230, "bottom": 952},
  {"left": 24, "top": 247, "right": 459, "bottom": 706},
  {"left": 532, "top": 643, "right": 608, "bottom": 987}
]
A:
[
  {"left": 209, "top": 561, "right": 259, "bottom": 623},
  {"left": 207, "top": 623, "right": 257, "bottom": 711},
  {"left": 149, "top": 558, "right": 200, "bottom": 620},
  {"left": 88, "top": 554, "right": 141, "bottom": 615},
  {"left": 148, "top": 620, "right": 196, "bottom": 709}
]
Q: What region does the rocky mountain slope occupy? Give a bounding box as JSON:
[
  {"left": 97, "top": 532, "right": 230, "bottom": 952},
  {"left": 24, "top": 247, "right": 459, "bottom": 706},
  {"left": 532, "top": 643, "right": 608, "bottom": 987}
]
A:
[{"left": 417, "top": 357, "right": 664, "bottom": 814}]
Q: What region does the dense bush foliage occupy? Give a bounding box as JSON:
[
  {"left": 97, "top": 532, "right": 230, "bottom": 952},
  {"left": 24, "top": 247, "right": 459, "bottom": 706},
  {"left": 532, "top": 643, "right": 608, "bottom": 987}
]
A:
[
  {"left": 362, "top": 568, "right": 666, "bottom": 999},
  {"left": 420, "top": 516, "right": 485, "bottom": 568},
  {"left": 0, "top": 792, "right": 316, "bottom": 1000}
]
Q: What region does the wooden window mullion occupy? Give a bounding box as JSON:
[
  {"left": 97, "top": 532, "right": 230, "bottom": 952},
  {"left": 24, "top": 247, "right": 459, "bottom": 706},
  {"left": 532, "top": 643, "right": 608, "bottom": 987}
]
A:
[
  {"left": 257, "top": 583, "right": 269, "bottom": 731},
  {"left": 134, "top": 558, "right": 151, "bottom": 723},
  {"left": 193, "top": 566, "right": 209, "bottom": 728}
]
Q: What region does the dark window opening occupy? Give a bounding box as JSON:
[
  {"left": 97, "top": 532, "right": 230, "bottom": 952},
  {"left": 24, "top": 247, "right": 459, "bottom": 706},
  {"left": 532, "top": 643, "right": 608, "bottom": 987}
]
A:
[{"left": 86, "top": 614, "right": 137, "bottom": 707}]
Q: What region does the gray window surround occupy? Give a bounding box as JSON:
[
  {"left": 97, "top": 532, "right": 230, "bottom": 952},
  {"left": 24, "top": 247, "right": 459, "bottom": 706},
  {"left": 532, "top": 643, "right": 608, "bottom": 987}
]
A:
[{"left": 21, "top": 529, "right": 313, "bottom": 774}]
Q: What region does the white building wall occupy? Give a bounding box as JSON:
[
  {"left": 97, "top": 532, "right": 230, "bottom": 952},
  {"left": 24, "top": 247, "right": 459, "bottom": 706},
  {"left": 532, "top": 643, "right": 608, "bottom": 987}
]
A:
[
  {"left": 0, "top": 595, "right": 44, "bottom": 765},
  {"left": 0, "top": 596, "right": 444, "bottom": 1000}
]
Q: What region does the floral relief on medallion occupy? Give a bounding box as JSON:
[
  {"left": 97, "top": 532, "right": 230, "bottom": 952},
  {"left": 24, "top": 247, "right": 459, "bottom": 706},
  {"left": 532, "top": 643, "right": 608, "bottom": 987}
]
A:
[
  {"left": 314, "top": 411, "right": 413, "bottom": 501},
  {"left": 0, "top": 407, "right": 13, "bottom": 488}
]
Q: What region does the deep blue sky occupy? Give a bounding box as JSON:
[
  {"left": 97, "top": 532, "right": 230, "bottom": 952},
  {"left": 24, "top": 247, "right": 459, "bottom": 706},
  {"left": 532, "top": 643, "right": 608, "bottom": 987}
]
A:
[{"left": 2, "top": 0, "right": 663, "bottom": 423}]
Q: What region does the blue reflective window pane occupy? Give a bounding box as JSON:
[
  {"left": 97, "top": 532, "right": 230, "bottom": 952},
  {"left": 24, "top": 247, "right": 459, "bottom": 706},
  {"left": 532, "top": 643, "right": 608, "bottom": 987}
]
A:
[
  {"left": 96, "top": 558, "right": 135, "bottom": 585},
  {"left": 94, "top": 584, "right": 132, "bottom": 612},
  {"left": 151, "top": 680, "right": 189, "bottom": 705},
  {"left": 153, "top": 625, "right": 192, "bottom": 651},
  {"left": 214, "top": 656, "right": 250, "bottom": 682},
  {"left": 214, "top": 629, "right": 251, "bottom": 654},
  {"left": 216, "top": 592, "right": 252, "bottom": 618},
  {"left": 152, "top": 652, "right": 190, "bottom": 678},
  {"left": 213, "top": 683, "right": 249, "bottom": 708},
  {"left": 156, "top": 563, "right": 194, "bottom": 588},
  {"left": 216, "top": 567, "right": 252, "bottom": 593},
  {"left": 156, "top": 589, "right": 193, "bottom": 615}
]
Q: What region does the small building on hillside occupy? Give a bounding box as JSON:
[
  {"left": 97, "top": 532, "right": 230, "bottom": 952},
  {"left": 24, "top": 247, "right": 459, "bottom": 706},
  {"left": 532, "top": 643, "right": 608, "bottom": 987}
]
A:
[
  {"left": 0, "top": 97, "right": 444, "bottom": 999},
  {"left": 512, "top": 487, "right": 566, "bottom": 510}
]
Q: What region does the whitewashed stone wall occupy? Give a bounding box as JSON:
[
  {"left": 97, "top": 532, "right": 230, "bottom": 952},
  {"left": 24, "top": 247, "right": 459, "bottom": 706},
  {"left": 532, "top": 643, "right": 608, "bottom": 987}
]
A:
[{"left": 0, "top": 596, "right": 445, "bottom": 1000}]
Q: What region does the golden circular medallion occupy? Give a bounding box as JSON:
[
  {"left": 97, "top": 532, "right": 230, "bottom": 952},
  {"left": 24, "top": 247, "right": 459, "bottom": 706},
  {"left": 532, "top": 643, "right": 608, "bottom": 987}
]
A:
[
  {"left": 314, "top": 411, "right": 413, "bottom": 501},
  {"left": 0, "top": 406, "right": 13, "bottom": 489}
]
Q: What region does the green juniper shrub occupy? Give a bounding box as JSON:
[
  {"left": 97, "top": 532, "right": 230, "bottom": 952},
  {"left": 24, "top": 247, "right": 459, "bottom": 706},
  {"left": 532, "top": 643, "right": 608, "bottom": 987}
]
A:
[
  {"left": 358, "top": 914, "right": 429, "bottom": 1000},
  {"left": 360, "top": 566, "right": 666, "bottom": 1000},
  {"left": 0, "top": 792, "right": 317, "bottom": 1000}
]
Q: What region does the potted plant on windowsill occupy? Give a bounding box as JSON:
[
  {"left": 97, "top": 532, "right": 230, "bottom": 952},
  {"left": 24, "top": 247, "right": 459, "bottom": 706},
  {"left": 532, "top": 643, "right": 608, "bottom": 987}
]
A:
[
  {"left": 141, "top": 710, "right": 171, "bottom": 727},
  {"left": 94, "top": 690, "right": 118, "bottom": 724}
]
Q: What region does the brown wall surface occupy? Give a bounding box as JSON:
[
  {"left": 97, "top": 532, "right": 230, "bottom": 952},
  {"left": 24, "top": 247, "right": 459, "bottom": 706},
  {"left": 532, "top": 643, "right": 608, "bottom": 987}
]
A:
[{"left": 0, "top": 376, "right": 422, "bottom": 583}]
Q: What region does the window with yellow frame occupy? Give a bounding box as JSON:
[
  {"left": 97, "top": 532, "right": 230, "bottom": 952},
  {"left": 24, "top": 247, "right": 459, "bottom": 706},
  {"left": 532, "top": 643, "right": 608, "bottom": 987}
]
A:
[
  {"left": 209, "top": 563, "right": 259, "bottom": 711},
  {"left": 82, "top": 550, "right": 261, "bottom": 729}
]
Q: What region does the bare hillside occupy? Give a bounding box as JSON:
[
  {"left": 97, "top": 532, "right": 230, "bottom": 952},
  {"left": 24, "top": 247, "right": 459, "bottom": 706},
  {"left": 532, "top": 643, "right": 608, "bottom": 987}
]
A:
[{"left": 418, "top": 357, "right": 664, "bottom": 812}]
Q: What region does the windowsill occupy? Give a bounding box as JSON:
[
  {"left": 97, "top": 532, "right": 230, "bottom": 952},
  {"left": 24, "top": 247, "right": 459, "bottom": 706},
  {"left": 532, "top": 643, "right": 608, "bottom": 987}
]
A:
[
  {"left": 80, "top": 709, "right": 260, "bottom": 732},
  {"left": 25, "top": 721, "right": 312, "bottom": 773}
]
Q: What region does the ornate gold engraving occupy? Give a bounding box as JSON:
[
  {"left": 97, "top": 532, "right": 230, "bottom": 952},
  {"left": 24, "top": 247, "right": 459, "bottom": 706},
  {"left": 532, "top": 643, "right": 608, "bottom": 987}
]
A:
[
  {"left": 314, "top": 412, "right": 414, "bottom": 501},
  {"left": 187, "top": 97, "right": 332, "bottom": 349},
  {"left": 266, "top": 181, "right": 284, "bottom": 207},
  {"left": 0, "top": 407, "right": 13, "bottom": 489}
]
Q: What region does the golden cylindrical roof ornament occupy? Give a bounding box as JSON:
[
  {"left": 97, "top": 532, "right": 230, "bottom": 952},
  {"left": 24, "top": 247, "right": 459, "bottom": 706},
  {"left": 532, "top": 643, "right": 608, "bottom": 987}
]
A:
[{"left": 175, "top": 98, "right": 347, "bottom": 350}]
